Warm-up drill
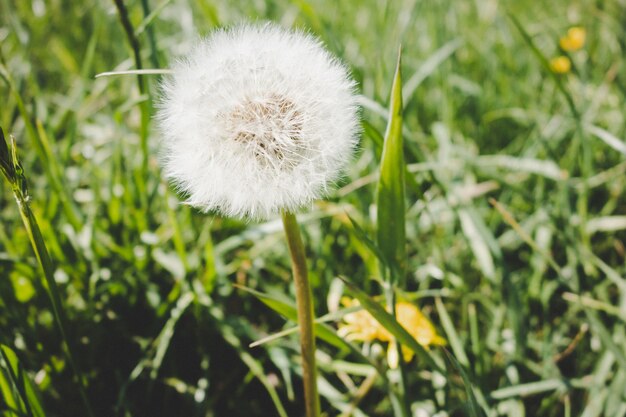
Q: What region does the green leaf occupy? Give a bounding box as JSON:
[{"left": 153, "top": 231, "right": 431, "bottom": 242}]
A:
[
  {"left": 584, "top": 310, "right": 626, "bottom": 372},
  {"left": 234, "top": 284, "right": 402, "bottom": 402},
  {"left": 0, "top": 127, "right": 13, "bottom": 182},
  {"left": 0, "top": 345, "right": 46, "bottom": 417},
  {"left": 209, "top": 308, "right": 289, "bottom": 417},
  {"left": 235, "top": 284, "right": 358, "bottom": 354},
  {"left": 435, "top": 297, "right": 469, "bottom": 367},
  {"left": 376, "top": 47, "right": 406, "bottom": 281},
  {"left": 489, "top": 379, "right": 567, "bottom": 400},
  {"left": 442, "top": 348, "right": 485, "bottom": 417},
  {"left": 584, "top": 124, "right": 626, "bottom": 156},
  {"left": 402, "top": 38, "right": 462, "bottom": 105},
  {"left": 338, "top": 276, "right": 444, "bottom": 374},
  {"left": 362, "top": 119, "right": 384, "bottom": 152},
  {"left": 346, "top": 215, "right": 388, "bottom": 271},
  {"left": 3, "top": 135, "right": 93, "bottom": 417}
]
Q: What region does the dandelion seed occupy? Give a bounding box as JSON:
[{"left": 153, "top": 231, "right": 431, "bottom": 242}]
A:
[
  {"left": 550, "top": 56, "right": 571, "bottom": 74},
  {"left": 559, "top": 26, "right": 586, "bottom": 52},
  {"left": 157, "top": 23, "right": 360, "bottom": 220}
]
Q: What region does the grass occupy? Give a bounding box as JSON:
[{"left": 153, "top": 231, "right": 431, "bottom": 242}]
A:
[{"left": 1, "top": 0, "right": 625, "bottom": 416}]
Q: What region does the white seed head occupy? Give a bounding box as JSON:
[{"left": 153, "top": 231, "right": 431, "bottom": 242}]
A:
[{"left": 157, "top": 23, "right": 360, "bottom": 219}]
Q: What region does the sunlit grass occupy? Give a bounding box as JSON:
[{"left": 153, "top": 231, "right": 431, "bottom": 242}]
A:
[{"left": 1, "top": 0, "right": 625, "bottom": 416}]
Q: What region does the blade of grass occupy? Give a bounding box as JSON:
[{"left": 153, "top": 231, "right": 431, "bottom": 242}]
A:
[
  {"left": 234, "top": 284, "right": 397, "bottom": 393},
  {"left": 112, "top": 0, "right": 151, "bottom": 214},
  {"left": 435, "top": 297, "right": 470, "bottom": 367},
  {"left": 507, "top": 14, "right": 579, "bottom": 119},
  {"left": 135, "top": 0, "right": 173, "bottom": 36},
  {"left": 0, "top": 65, "right": 83, "bottom": 230},
  {"left": 490, "top": 379, "right": 568, "bottom": 400},
  {"left": 584, "top": 310, "right": 626, "bottom": 371},
  {"left": 215, "top": 311, "right": 289, "bottom": 417},
  {"left": 346, "top": 214, "right": 388, "bottom": 272},
  {"left": 150, "top": 291, "right": 195, "bottom": 379},
  {"left": 0, "top": 358, "right": 22, "bottom": 417},
  {"left": 95, "top": 68, "right": 173, "bottom": 78},
  {"left": 442, "top": 348, "right": 485, "bottom": 417},
  {"left": 458, "top": 208, "right": 497, "bottom": 283},
  {"left": 234, "top": 284, "right": 366, "bottom": 356},
  {"left": 248, "top": 306, "right": 362, "bottom": 348},
  {"left": 139, "top": 0, "right": 161, "bottom": 68},
  {"left": 35, "top": 121, "right": 83, "bottom": 228},
  {"left": 402, "top": 38, "right": 462, "bottom": 106},
  {"left": 376, "top": 46, "right": 411, "bottom": 417},
  {"left": 584, "top": 124, "right": 626, "bottom": 156},
  {"left": 0, "top": 345, "right": 46, "bottom": 417},
  {"left": 117, "top": 290, "right": 195, "bottom": 408},
  {"left": 508, "top": 13, "right": 593, "bottom": 269},
  {"left": 491, "top": 198, "right": 626, "bottom": 372},
  {"left": 377, "top": 46, "right": 406, "bottom": 282},
  {"left": 0, "top": 129, "right": 94, "bottom": 417}
]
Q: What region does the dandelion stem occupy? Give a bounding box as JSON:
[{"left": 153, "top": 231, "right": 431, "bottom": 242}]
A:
[{"left": 281, "top": 211, "right": 320, "bottom": 417}]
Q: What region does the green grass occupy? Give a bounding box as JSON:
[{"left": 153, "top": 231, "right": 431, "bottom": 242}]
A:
[{"left": 1, "top": 0, "right": 626, "bottom": 416}]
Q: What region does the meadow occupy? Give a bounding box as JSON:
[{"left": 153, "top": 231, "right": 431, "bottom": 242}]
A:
[{"left": 1, "top": 0, "right": 625, "bottom": 416}]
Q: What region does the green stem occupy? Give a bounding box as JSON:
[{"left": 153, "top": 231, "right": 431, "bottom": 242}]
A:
[
  {"left": 113, "top": 0, "right": 150, "bottom": 219},
  {"left": 281, "top": 211, "right": 320, "bottom": 417},
  {"left": 384, "top": 284, "right": 411, "bottom": 417}
]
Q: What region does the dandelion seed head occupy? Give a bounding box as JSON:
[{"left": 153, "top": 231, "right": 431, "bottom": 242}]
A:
[{"left": 157, "top": 23, "right": 360, "bottom": 219}]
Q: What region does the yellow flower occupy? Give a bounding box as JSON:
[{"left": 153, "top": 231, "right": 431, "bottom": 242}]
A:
[
  {"left": 338, "top": 299, "right": 446, "bottom": 368},
  {"left": 559, "top": 27, "right": 586, "bottom": 51},
  {"left": 550, "top": 56, "right": 571, "bottom": 74},
  {"left": 337, "top": 298, "right": 388, "bottom": 342}
]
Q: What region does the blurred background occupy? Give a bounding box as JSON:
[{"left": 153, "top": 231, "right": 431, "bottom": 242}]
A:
[{"left": 1, "top": 0, "right": 625, "bottom": 416}]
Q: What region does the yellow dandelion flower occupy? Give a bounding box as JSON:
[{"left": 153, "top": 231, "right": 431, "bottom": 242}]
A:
[
  {"left": 338, "top": 299, "right": 446, "bottom": 368},
  {"left": 382, "top": 302, "right": 447, "bottom": 368},
  {"left": 559, "top": 26, "right": 586, "bottom": 51},
  {"left": 337, "top": 298, "right": 388, "bottom": 342},
  {"left": 550, "top": 56, "right": 571, "bottom": 74}
]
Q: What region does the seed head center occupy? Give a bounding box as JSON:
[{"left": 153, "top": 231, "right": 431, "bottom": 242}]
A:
[{"left": 225, "top": 94, "right": 304, "bottom": 169}]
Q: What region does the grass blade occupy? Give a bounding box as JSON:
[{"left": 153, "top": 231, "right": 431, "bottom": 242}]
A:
[
  {"left": 234, "top": 284, "right": 396, "bottom": 389},
  {"left": 435, "top": 297, "right": 470, "bottom": 367},
  {"left": 402, "top": 38, "right": 462, "bottom": 105},
  {"left": 376, "top": 46, "right": 406, "bottom": 281},
  {"left": 0, "top": 345, "right": 46, "bottom": 417},
  {"left": 235, "top": 284, "right": 361, "bottom": 354},
  {"left": 0, "top": 129, "right": 94, "bottom": 417},
  {"left": 346, "top": 214, "right": 388, "bottom": 272},
  {"left": 442, "top": 349, "right": 485, "bottom": 417},
  {"left": 584, "top": 124, "right": 626, "bottom": 156},
  {"left": 95, "top": 68, "right": 173, "bottom": 78},
  {"left": 211, "top": 308, "right": 289, "bottom": 417}
]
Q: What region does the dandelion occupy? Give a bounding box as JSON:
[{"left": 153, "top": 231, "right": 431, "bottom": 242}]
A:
[
  {"left": 338, "top": 298, "right": 446, "bottom": 368},
  {"left": 157, "top": 23, "right": 359, "bottom": 220},
  {"left": 559, "top": 26, "right": 586, "bottom": 52},
  {"left": 337, "top": 298, "right": 389, "bottom": 342},
  {"left": 550, "top": 56, "right": 572, "bottom": 74},
  {"left": 157, "top": 23, "right": 359, "bottom": 417}
]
